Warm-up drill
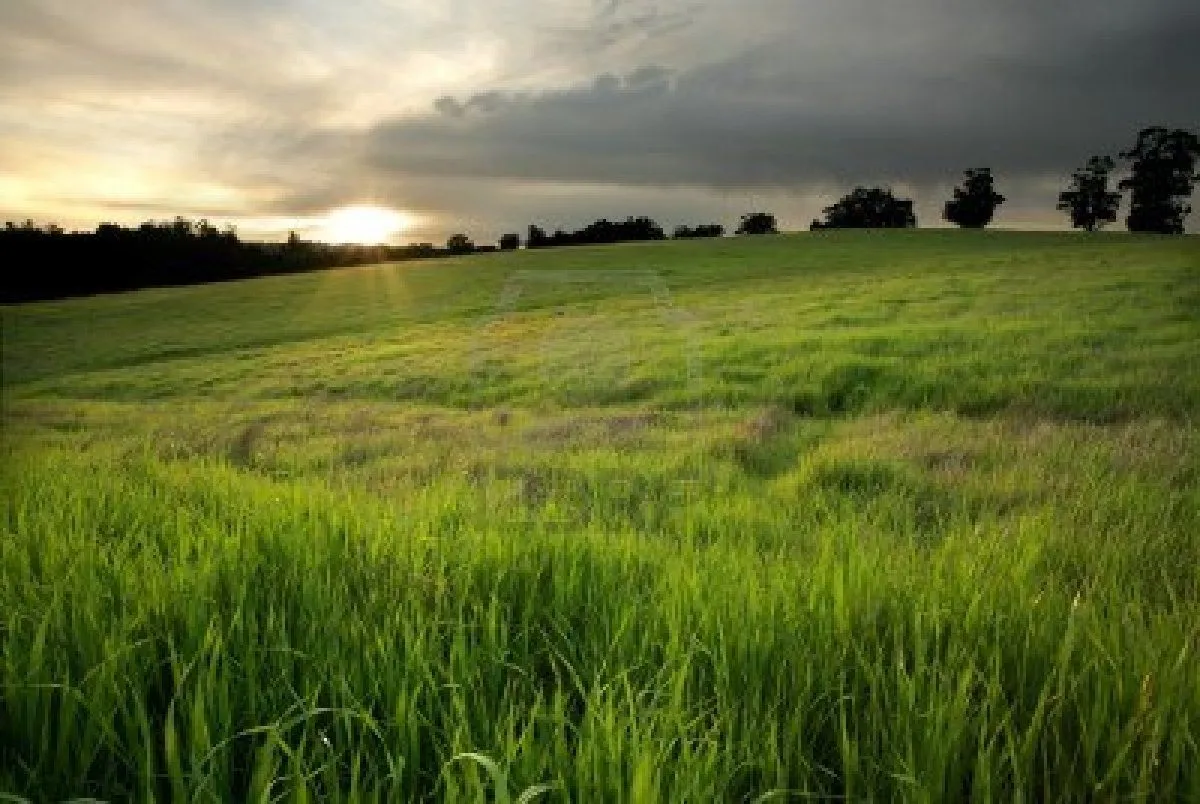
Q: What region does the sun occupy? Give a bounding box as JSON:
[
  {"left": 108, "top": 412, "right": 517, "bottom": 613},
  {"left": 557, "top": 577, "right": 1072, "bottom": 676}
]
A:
[{"left": 318, "top": 205, "right": 410, "bottom": 245}]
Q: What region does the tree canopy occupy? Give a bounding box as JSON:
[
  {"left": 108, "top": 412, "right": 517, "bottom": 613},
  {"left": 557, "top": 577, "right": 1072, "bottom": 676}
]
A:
[
  {"left": 1057, "top": 156, "right": 1121, "bottom": 232},
  {"left": 1119, "top": 127, "right": 1200, "bottom": 234},
  {"left": 944, "top": 169, "right": 1005, "bottom": 229},
  {"left": 811, "top": 187, "right": 916, "bottom": 230}
]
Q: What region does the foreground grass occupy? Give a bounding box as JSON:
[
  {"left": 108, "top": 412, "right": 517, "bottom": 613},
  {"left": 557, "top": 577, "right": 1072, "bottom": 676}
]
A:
[{"left": 2, "top": 231, "right": 1198, "bottom": 800}]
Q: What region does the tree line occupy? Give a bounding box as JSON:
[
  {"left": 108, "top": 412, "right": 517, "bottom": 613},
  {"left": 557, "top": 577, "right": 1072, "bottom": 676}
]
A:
[
  {"left": 0, "top": 221, "right": 450, "bottom": 303},
  {"left": 803, "top": 127, "right": 1198, "bottom": 233},
  {"left": 2, "top": 127, "right": 1196, "bottom": 303}
]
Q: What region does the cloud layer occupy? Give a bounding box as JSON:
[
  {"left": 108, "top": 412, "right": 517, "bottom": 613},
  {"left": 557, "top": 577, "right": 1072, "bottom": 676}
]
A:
[{"left": 2, "top": 0, "right": 1198, "bottom": 239}]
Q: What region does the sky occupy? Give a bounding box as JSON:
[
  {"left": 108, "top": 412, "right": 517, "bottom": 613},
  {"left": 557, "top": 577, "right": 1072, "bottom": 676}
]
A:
[{"left": 1, "top": 0, "right": 1198, "bottom": 243}]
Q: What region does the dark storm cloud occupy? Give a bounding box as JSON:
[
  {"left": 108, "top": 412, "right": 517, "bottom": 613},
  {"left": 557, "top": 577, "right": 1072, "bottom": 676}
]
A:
[{"left": 365, "top": 0, "right": 1200, "bottom": 193}]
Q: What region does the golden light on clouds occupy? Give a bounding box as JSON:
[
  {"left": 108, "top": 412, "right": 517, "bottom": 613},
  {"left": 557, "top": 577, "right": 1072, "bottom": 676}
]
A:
[{"left": 314, "top": 206, "right": 412, "bottom": 245}]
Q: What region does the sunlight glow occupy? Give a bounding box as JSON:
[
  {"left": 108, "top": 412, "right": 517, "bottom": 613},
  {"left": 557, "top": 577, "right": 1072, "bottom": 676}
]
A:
[{"left": 317, "top": 205, "right": 410, "bottom": 244}]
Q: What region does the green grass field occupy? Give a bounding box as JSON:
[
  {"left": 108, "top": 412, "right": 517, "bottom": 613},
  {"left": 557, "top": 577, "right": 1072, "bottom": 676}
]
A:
[{"left": 2, "top": 230, "right": 1199, "bottom": 801}]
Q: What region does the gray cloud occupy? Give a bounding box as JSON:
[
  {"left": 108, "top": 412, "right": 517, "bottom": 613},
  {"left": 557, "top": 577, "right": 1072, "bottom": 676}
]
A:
[{"left": 366, "top": 2, "right": 1200, "bottom": 192}]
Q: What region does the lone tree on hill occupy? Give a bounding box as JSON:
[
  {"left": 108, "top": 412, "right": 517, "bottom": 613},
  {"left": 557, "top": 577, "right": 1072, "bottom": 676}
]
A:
[
  {"left": 811, "top": 187, "right": 917, "bottom": 230},
  {"left": 736, "top": 213, "right": 778, "bottom": 235},
  {"left": 1057, "top": 156, "right": 1121, "bottom": 232},
  {"left": 944, "top": 168, "right": 1005, "bottom": 228},
  {"left": 1118, "top": 127, "right": 1200, "bottom": 234}
]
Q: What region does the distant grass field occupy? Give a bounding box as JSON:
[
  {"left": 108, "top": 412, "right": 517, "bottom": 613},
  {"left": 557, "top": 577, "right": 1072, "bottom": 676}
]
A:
[{"left": 2, "top": 230, "right": 1199, "bottom": 801}]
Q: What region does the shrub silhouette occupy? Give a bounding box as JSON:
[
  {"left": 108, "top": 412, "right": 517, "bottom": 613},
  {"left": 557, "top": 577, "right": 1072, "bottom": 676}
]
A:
[
  {"left": 673, "top": 224, "right": 725, "bottom": 239},
  {"left": 736, "top": 213, "right": 778, "bottom": 235}
]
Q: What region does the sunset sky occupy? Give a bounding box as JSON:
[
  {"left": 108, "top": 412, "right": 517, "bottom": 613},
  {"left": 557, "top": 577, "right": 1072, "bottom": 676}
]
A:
[{"left": 2, "top": 0, "right": 1197, "bottom": 243}]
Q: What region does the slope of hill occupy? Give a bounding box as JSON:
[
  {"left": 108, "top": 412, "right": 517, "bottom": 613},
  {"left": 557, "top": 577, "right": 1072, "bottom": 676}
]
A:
[{"left": 2, "top": 231, "right": 1199, "bottom": 800}]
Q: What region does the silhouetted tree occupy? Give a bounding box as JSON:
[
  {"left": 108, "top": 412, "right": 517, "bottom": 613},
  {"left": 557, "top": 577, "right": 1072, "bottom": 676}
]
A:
[
  {"left": 944, "top": 169, "right": 1005, "bottom": 228},
  {"left": 736, "top": 213, "right": 777, "bottom": 235},
  {"left": 527, "top": 224, "right": 549, "bottom": 249},
  {"left": 812, "top": 187, "right": 916, "bottom": 230},
  {"left": 1057, "top": 156, "right": 1121, "bottom": 232},
  {"left": 1118, "top": 127, "right": 1200, "bottom": 234},
  {"left": 446, "top": 233, "right": 474, "bottom": 254},
  {"left": 499, "top": 233, "right": 521, "bottom": 250},
  {"left": 674, "top": 224, "right": 724, "bottom": 239}
]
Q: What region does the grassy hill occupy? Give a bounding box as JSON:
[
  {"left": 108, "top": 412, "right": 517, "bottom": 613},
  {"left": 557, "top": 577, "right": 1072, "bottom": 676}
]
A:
[{"left": 2, "top": 231, "right": 1199, "bottom": 800}]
